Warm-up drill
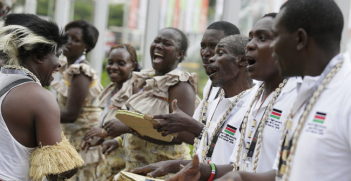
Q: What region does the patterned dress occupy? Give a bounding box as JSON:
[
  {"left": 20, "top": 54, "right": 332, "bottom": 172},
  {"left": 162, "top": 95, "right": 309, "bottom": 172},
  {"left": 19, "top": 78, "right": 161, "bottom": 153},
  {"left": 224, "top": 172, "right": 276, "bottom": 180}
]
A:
[
  {"left": 123, "top": 69, "right": 198, "bottom": 171},
  {"left": 96, "top": 78, "right": 134, "bottom": 181},
  {"left": 52, "top": 58, "right": 103, "bottom": 181}
]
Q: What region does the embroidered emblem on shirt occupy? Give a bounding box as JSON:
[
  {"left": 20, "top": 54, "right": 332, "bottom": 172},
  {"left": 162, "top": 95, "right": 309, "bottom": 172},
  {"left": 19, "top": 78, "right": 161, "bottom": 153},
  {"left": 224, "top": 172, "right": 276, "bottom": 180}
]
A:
[
  {"left": 266, "top": 108, "right": 283, "bottom": 130},
  {"left": 313, "top": 112, "right": 326, "bottom": 124},
  {"left": 224, "top": 124, "right": 237, "bottom": 136},
  {"left": 270, "top": 108, "right": 282, "bottom": 120}
]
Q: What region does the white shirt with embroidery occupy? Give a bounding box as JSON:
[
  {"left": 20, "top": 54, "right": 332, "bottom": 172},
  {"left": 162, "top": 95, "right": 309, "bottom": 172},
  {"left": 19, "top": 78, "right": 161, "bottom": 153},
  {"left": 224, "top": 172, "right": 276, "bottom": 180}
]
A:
[
  {"left": 194, "top": 85, "right": 257, "bottom": 165},
  {"left": 229, "top": 77, "right": 299, "bottom": 173},
  {"left": 273, "top": 54, "right": 351, "bottom": 181}
]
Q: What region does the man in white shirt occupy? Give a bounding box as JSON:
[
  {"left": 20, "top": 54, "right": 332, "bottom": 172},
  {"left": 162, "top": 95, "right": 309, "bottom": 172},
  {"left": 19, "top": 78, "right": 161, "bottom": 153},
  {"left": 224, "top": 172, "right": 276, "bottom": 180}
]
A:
[
  {"left": 217, "top": 0, "right": 349, "bottom": 180},
  {"left": 165, "top": 13, "right": 299, "bottom": 181}
]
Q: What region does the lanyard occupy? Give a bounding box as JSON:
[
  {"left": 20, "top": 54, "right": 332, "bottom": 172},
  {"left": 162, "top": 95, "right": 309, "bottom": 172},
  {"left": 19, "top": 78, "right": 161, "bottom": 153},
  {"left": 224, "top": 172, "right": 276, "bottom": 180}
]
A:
[
  {"left": 205, "top": 119, "right": 229, "bottom": 160},
  {"left": 245, "top": 106, "right": 269, "bottom": 159},
  {"left": 201, "top": 86, "right": 222, "bottom": 125}
]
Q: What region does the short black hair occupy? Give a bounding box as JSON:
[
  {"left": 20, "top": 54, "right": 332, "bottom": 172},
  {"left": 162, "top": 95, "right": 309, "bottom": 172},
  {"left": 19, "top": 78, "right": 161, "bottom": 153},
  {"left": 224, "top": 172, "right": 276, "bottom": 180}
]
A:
[
  {"left": 262, "top": 13, "right": 277, "bottom": 19},
  {"left": 65, "top": 20, "right": 99, "bottom": 53},
  {"left": 207, "top": 21, "right": 240, "bottom": 36},
  {"left": 280, "top": 0, "right": 343, "bottom": 51},
  {"left": 163, "top": 27, "right": 189, "bottom": 62},
  {"left": 3, "top": 14, "right": 68, "bottom": 62}
]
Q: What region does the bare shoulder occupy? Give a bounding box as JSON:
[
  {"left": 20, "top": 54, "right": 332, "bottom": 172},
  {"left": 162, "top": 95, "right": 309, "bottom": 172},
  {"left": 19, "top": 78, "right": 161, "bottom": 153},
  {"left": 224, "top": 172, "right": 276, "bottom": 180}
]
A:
[
  {"left": 6, "top": 82, "right": 58, "bottom": 112},
  {"left": 169, "top": 82, "right": 195, "bottom": 96}
]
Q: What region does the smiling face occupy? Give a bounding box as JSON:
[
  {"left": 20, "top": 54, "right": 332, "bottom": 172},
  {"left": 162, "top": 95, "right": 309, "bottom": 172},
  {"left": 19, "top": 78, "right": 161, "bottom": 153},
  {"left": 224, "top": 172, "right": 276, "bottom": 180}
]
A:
[
  {"left": 271, "top": 8, "right": 302, "bottom": 77},
  {"left": 246, "top": 17, "right": 280, "bottom": 81},
  {"left": 38, "top": 50, "right": 62, "bottom": 86},
  {"left": 200, "top": 29, "right": 226, "bottom": 76},
  {"left": 63, "top": 27, "right": 87, "bottom": 60},
  {"left": 106, "top": 48, "right": 135, "bottom": 84},
  {"left": 207, "top": 42, "right": 242, "bottom": 87},
  {"left": 150, "top": 29, "right": 184, "bottom": 75}
]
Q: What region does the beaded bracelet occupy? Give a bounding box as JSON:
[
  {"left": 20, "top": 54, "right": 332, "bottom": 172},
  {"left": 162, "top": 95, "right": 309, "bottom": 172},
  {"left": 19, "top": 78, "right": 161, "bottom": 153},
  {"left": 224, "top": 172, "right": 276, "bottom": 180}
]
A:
[
  {"left": 208, "top": 163, "right": 217, "bottom": 181},
  {"left": 197, "top": 125, "right": 206, "bottom": 139}
]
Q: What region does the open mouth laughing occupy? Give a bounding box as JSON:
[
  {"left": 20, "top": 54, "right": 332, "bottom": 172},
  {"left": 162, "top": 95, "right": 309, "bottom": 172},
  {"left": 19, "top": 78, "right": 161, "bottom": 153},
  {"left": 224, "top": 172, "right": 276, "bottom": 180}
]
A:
[{"left": 153, "top": 52, "right": 164, "bottom": 63}]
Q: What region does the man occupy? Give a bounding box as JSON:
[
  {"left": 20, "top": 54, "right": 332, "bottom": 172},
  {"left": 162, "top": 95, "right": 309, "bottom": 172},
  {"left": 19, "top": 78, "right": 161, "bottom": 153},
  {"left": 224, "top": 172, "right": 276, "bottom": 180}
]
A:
[
  {"left": 164, "top": 13, "right": 299, "bottom": 181},
  {"left": 134, "top": 34, "right": 254, "bottom": 178},
  {"left": 217, "top": 0, "right": 350, "bottom": 180},
  {"left": 0, "top": 14, "right": 83, "bottom": 181}
]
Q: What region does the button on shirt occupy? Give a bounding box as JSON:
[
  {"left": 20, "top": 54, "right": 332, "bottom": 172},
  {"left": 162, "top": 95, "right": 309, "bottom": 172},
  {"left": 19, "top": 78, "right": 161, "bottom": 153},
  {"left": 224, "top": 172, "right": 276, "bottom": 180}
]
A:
[
  {"left": 230, "top": 77, "right": 299, "bottom": 173},
  {"left": 273, "top": 54, "right": 351, "bottom": 181}
]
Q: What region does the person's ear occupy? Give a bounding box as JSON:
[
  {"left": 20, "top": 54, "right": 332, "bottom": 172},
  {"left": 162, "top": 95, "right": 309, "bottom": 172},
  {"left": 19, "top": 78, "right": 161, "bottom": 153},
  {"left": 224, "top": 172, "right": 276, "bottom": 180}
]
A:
[
  {"left": 296, "top": 28, "right": 308, "bottom": 51},
  {"left": 32, "top": 54, "right": 46, "bottom": 64},
  {"left": 238, "top": 55, "right": 248, "bottom": 67},
  {"left": 177, "top": 50, "right": 185, "bottom": 61},
  {"left": 131, "top": 61, "right": 136, "bottom": 70}
]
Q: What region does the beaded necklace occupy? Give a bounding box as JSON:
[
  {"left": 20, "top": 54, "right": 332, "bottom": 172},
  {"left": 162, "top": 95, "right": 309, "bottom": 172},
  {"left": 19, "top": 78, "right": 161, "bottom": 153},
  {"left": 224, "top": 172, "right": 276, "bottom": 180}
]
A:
[
  {"left": 192, "top": 86, "right": 224, "bottom": 157},
  {"left": 198, "top": 89, "right": 248, "bottom": 163},
  {"left": 278, "top": 60, "right": 343, "bottom": 181},
  {"left": 234, "top": 79, "right": 288, "bottom": 173},
  {"left": 3, "top": 65, "right": 42, "bottom": 86}
]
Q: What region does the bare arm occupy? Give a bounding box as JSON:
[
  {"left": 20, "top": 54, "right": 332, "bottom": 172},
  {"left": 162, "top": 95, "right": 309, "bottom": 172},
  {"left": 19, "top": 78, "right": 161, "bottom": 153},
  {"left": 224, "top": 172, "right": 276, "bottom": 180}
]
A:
[
  {"left": 167, "top": 82, "right": 196, "bottom": 144},
  {"left": 34, "top": 87, "right": 78, "bottom": 179},
  {"left": 61, "top": 72, "right": 91, "bottom": 123}
]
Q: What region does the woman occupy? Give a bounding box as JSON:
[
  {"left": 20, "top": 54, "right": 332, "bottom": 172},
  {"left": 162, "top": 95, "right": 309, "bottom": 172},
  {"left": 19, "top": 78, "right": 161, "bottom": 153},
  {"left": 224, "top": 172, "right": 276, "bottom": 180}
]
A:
[
  {"left": 52, "top": 19, "right": 103, "bottom": 181},
  {"left": 82, "top": 44, "right": 141, "bottom": 180},
  {"left": 104, "top": 27, "right": 198, "bottom": 173}
]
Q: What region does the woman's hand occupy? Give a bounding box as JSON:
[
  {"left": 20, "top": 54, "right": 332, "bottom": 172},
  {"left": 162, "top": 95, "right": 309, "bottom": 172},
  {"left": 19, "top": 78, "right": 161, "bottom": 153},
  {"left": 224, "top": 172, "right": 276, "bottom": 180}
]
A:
[
  {"left": 103, "top": 118, "right": 130, "bottom": 137},
  {"left": 81, "top": 136, "right": 104, "bottom": 153},
  {"left": 83, "top": 126, "right": 108, "bottom": 141},
  {"left": 102, "top": 139, "right": 120, "bottom": 155}
]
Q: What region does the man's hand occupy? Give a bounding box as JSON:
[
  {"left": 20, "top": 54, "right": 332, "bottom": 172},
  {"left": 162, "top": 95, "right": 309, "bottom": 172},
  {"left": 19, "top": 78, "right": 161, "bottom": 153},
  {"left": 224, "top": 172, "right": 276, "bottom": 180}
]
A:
[
  {"left": 166, "top": 155, "right": 201, "bottom": 181},
  {"left": 83, "top": 126, "right": 107, "bottom": 141},
  {"left": 102, "top": 139, "right": 120, "bottom": 155},
  {"left": 132, "top": 160, "right": 177, "bottom": 178},
  {"left": 103, "top": 118, "right": 129, "bottom": 137},
  {"left": 214, "top": 172, "right": 243, "bottom": 181},
  {"left": 153, "top": 100, "right": 202, "bottom": 136}
]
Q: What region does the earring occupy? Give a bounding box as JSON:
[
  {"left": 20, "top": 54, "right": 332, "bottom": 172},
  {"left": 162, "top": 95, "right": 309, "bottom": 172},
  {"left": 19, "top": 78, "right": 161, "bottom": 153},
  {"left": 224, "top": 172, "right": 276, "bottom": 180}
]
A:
[{"left": 83, "top": 49, "right": 87, "bottom": 55}]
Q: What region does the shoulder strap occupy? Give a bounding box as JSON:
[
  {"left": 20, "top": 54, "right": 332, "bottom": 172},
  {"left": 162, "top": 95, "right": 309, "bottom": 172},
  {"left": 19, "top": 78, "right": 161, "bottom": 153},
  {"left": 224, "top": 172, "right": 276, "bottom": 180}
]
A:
[{"left": 0, "top": 79, "right": 33, "bottom": 98}]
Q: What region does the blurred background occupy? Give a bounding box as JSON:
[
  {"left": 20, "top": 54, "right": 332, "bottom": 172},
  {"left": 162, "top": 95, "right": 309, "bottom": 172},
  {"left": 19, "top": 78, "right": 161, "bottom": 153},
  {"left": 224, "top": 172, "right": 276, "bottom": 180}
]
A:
[{"left": 6, "top": 0, "right": 351, "bottom": 98}]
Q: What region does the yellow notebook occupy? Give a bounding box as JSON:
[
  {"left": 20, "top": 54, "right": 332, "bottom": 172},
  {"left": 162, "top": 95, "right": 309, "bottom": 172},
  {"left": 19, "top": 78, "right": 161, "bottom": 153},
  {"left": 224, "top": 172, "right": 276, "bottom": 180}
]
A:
[{"left": 115, "top": 110, "right": 177, "bottom": 142}]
